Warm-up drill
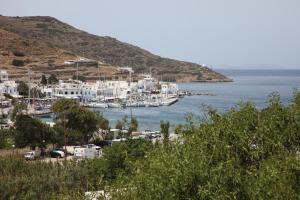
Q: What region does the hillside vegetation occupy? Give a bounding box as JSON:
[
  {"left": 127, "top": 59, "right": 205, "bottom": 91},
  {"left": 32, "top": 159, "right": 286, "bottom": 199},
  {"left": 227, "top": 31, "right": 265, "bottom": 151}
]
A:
[{"left": 0, "top": 16, "right": 230, "bottom": 82}]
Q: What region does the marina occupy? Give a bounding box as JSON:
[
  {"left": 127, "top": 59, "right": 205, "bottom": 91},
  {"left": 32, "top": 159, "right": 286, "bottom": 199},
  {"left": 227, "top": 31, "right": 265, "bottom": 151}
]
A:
[
  {"left": 2, "top": 69, "right": 299, "bottom": 131},
  {"left": 0, "top": 69, "right": 214, "bottom": 130}
]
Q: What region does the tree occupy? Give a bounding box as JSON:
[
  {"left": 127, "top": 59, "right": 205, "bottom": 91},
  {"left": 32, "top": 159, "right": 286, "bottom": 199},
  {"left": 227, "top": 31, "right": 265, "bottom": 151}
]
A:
[
  {"left": 115, "top": 120, "right": 123, "bottom": 130},
  {"left": 115, "top": 116, "right": 135, "bottom": 137},
  {"left": 40, "top": 75, "right": 47, "bottom": 85},
  {"left": 160, "top": 120, "right": 170, "bottom": 143},
  {"left": 51, "top": 99, "right": 80, "bottom": 114},
  {"left": 112, "top": 93, "right": 300, "bottom": 199},
  {"left": 0, "top": 129, "right": 13, "bottom": 149},
  {"left": 11, "top": 102, "right": 27, "bottom": 121},
  {"left": 14, "top": 114, "right": 54, "bottom": 149},
  {"left": 17, "top": 81, "right": 29, "bottom": 96},
  {"left": 121, "top": 115, "right": 129, "bottom": 130},
  {"left": 48, "top": 74, "right": 58, "bottom": 84},
  {"left": 52, "top": 125, "right": 83, "bottom": 146},
  {"left": 87, "top": 139, "right": 153, "bottom": 186},
  {"left": 51, "top": 99, "right": 105, "bottom": 143},
  {"left": 99, "top": 117, "right": 109, "bottom": 130},
  {"left": 128, "top": 117, "right": 138, "bottom": 134}
]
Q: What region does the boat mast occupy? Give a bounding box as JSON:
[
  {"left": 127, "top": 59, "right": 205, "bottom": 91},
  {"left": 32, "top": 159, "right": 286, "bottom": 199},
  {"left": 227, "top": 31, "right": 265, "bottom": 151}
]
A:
[
  {"left": 33, "top": 72, "right": 36, "bottom": 115},
  {"left": 27, "top": 69, "right": 31, "bottom": 114},
  {"left": 76, "top": 60, "right": 79, "bottom": 81},
  {"left": 129, "top": 69, "right": 132, "bottom": 120},
  {"left": 0, "top": 71, "right": 3, "bottom": 116},
  {"left": 98, "top": 61, "right": 104, "bottom": 101},
  {"left": 0, "top": 85, "right": 2, "bottom": 117}
]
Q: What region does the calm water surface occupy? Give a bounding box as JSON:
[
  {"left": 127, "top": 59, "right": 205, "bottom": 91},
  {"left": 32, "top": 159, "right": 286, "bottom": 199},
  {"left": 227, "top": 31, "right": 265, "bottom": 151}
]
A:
[
  {"left": 100, "top": 69, "right": 300, "bottom": 130},
  {"left": 40, "top": 70, "right": 300, "bottom": 131}
]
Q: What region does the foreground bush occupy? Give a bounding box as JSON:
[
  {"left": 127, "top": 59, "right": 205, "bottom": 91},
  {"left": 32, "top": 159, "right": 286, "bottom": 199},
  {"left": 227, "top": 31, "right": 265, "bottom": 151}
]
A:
[
  {"left": 110, "top": 93, "right": 300, "bottom": 199},
  {"left": 0, "top": 156, "right": 87, "bottom": 199},
  {"left": 0, "top": 92, "right": 299, "bottom": 199},
  {"left": 0, "top": 139, "right": 153, "bottom": 199}
]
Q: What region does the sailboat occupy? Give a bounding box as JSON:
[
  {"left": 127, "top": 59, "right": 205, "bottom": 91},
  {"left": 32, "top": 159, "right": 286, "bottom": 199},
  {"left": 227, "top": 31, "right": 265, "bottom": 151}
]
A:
[
  {"left": 87, "top": 101, "right": 108, "bottom": 108},
  {"left": 88, "top": 62, "right": 109, "bottom": 108}
]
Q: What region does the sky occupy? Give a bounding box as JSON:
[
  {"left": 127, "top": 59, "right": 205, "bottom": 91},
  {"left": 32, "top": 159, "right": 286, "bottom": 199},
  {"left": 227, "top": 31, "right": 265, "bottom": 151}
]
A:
[{"left": 0, "top": 0, "right": 299, "bottom": 69}]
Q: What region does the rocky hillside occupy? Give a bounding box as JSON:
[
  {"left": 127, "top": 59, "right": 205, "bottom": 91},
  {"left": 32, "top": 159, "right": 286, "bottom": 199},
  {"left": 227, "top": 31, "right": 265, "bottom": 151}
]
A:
[{"left": 0, "top": 15, "right": 231, "bottom": 82}]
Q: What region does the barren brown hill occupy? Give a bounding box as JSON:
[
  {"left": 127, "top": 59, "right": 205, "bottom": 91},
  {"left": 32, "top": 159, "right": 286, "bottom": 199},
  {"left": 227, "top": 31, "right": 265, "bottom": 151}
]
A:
[
  {"left": 0, "top": 28, "right": 117, "bottom": 81},
  {"left": 0, "top": 15, "right": 231, "bottom": 82}
]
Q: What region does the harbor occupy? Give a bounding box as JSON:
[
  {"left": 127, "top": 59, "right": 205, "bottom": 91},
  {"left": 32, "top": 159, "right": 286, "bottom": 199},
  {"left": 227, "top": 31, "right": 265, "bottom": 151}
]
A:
[{"left": 0, "top": 68, "right": 216, "bottom": 123}]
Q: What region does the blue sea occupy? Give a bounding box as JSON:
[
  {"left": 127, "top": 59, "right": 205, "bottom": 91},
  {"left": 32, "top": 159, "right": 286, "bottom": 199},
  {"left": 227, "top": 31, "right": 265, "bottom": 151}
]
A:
[
  {"left": 99, "top": 69, "right": 300, "bottom": 131},
  {"left": 39, "top": 69, "right": 300, "bottom": 131}
]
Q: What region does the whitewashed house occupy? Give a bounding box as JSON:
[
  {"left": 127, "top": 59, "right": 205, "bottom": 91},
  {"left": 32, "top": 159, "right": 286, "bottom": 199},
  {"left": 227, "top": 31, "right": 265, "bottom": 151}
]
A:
[
  {"left": 0, "top": 71, "right": 19, "bottom": 98},
  {"left": 0, "top": 70, "right": 9, "bottom": 82},
  {"left": 161, "top": 83, "right": 178, "bottom": 96}
]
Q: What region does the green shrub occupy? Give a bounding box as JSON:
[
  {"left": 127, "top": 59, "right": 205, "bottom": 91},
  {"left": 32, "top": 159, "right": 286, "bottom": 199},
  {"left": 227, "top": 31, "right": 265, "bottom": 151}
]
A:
[
  {"left": 1, "top": 92, "right": 300, "bottom": 199},
  {"left": 0, "top": 156, "right": 87, "bottom": 199},
  {"left": 111, "top": 93, "right": 300, "bottom": 199},
  {"left": 12, "top": 50, "right": 25, "bottom": 57},
  {"left": 12, "top": 59, "right": 24, "bottom": 66},
  {"left": 35, "top": 23, "right": 48, "bottom": 29},
  {"left": 0, "top": 129, "right": 13, "bottom": 149}
]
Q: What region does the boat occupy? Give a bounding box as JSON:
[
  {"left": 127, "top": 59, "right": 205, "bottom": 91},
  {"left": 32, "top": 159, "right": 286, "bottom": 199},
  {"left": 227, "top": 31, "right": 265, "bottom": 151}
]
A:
[
  {"left": 126, "top": 101, "right": 146, "bottom": 107},
  {"left": 161, "top": 98, "right": 178, "bottom": 106},
  {"left": 87, "top": 102, "right": 108, "bottom": 108},
  {"left": 145, "top": 101, "right": 160, "bottom": 107},
  {"left": 126, "top": 101, "right": 137, "bottom": 107},
  {"left": 178, "top": 92, "right": 185, "bottom": 98},
  {"left": 107, "top": 102, "right": 121, "bottom": 108}
]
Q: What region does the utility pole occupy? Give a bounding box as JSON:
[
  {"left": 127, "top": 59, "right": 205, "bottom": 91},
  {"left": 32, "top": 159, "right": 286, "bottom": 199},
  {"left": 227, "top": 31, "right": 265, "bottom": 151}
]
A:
[
  {"left": 33, "top": 72, "right": 36, "bottom": 115},
  {"left": 129, "top": 70, "right": 132, "bottom": 121},
  {"left": 27, "top": 69, "right": 31, "bottom": 114},
  {"left": 64, "top": 112, "right": 67, "bottom": 161},
  {"left": 76, "top": 61, "right": 79, "bottom": 81},
  {"left": 97, "top": 61, "right": 100, "bottom": 82},
  {"left": 0, "top": 86, "right": 3, "bottom": 117}
]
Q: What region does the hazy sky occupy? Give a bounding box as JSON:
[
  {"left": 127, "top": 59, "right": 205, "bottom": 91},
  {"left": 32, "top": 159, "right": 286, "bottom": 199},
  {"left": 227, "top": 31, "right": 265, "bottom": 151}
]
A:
[{"left": 0, "top": 0, "right": 299, "bottom": 69}]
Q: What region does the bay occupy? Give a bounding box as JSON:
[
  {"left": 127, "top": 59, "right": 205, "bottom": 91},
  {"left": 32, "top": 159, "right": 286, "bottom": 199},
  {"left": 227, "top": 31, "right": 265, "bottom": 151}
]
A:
[
  {"left": 99, "top": 69, "right": 300, "bottom": 130},
  {"left": 39, "top": 69, "right": 300, "bottom": 131}
]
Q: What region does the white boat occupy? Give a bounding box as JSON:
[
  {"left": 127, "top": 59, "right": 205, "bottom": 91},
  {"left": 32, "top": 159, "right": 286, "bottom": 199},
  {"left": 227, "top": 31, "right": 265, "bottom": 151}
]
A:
[
  {"left": 126, "top": 102, "right": 137, "bottom": 107},
  {"left": 107, "top": 102, "right": 121, "bottom": 108},
  {"left": 87, "top": 102, "right": 108, "bottom": 108},
  {"left": 126, "top": 101, "right": 146, "bottom": 107},
  {"left": 145, "top": 101, "right": 160, "bottom": 107},
  {"left": 161, "top": 98, "right": 178, "bottom": 106}
]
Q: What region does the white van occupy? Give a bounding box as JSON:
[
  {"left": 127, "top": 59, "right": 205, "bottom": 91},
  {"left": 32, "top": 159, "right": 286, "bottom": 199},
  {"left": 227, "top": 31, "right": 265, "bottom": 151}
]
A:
[
  {"left": 24, "top": 150, "right": 40, "bottom": 160},
  {"left": 74, "top": 146, "right": 100, "bottom": 159}
]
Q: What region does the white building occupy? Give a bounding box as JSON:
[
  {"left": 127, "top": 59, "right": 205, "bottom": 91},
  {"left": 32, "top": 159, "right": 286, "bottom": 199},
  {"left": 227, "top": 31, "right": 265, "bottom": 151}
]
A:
[
  {"left": 95, "top": 80, "right": 134, "bottom": 100},
  {"left": 137, "top": 74, "right": 156, "bottom": 93},
  {"left": 42, "top": 80, "right": 98, "bottom": 103},
  {"left": 0, "top": 70, "right": 9, "bottom": 82},
  {"left": 161, "top": 83, "right": 178, "bottom": 96},
  {"left": 39, "top": 74, "right": 179, "bottom": 105},
  {"left": 0, "top": 71, "right": 19, "bottom": 98}
]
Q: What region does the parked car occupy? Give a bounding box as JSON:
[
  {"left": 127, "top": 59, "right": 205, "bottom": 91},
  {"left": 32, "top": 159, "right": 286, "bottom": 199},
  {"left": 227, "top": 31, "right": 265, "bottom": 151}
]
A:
[
  {"left": 82, "top": 144, "right": 101, "bottom": 151},
  {"left": 50, "top": 149, "right": 65, "bottom": 158},
  {"left": 24, "top": 151, "right": 35, "bottom": 161}
]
